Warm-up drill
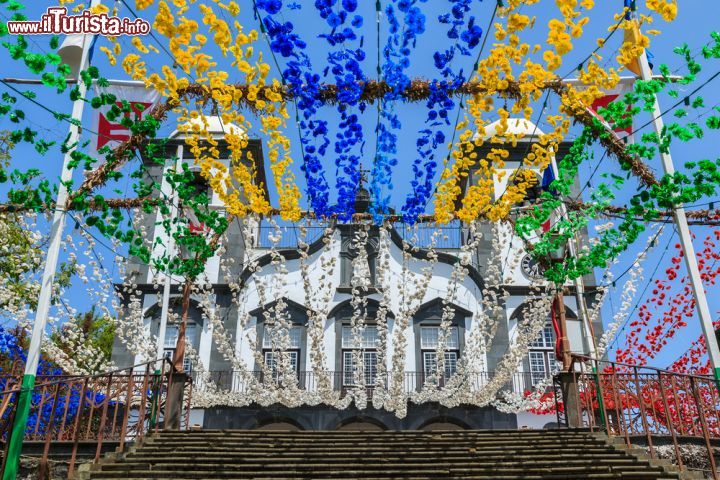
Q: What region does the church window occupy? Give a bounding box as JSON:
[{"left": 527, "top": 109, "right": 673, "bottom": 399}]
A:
[
  {"left": 262, "top": 325, "right": 302, "bottom": 380},
  {"left": 163, "top": 323, "right": 196, "bottom": 373},
  {"left": 341, "top": 326, "right": 378, "bottom": 386},
  {"left": 510, "top": 172, "right": 542, "bottom": 206},
  {"left": 420, "top": 326, "right": 459, "bottom": 379},
  {"left": 527, "top": 322, "right": 560, "bottom": 386},
  {"left": 340, "top": 229, "right": 378, "bottom": 287}
]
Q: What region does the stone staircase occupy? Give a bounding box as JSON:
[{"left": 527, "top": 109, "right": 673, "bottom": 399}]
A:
[{"left": 79, "top": 429, "right": 699, "bottom": 480}]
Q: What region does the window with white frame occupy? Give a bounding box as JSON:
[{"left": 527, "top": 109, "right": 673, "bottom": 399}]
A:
[
  {"left": 341, "top": 326, "right": 378, "bottom": 386},
  {"left": 420, "top": 326, "right": 460, "bottom": 379},
  {"left": 262, "top": 325, "right": 302, "bottom": 378},
  {"left": 263, "top": 351, "right": 299, "bottom": 379},
  {"left": 527, "top": 322, "right": 560, "bottom": 386},
  {"left": 163, "top": 323, "right": 196, "bottom": 373}
]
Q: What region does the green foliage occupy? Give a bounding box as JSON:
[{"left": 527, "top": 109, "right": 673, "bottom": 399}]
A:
[{"left": 516, "top": 32, "right": 720, "bottom": 284}]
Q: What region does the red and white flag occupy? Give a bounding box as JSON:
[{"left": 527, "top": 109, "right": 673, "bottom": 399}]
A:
[
  {"left": 587, "top": 79, "right": 635, "bottom": 142},
  {"left": 92, "top": 83, "right": 160, "bottom": 153}
]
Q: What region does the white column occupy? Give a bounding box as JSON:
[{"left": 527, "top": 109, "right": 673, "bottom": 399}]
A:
[
  {"left": 637, "top": 50, "right": 720, "bottom": 383},
  {"left": 155, "top": 143, "right": 184, "bottom": 365},
  {"left": 22, "top": 5, "right": 99, "bottom": 381}
]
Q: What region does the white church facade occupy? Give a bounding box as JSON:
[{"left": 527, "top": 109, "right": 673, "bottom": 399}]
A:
[{"left": 112, "top": 117, "right": 601, "bottom": 430}]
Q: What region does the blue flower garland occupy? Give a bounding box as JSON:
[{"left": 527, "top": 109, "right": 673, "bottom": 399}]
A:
[
  {"left": 314, "top": 0, "right": 368, "bottom": 221},
  {"left": 256, "top": 0, "right": 334, "bottom": 218},
  {"left": 401, "top": 0, "right": 484, "bottom": 223},
  {"left": 371, "top": 0, "right": 428, "bottom": 223},
  {"left": 0, "top": 325, "right": 105, "bottom": 436},
  {"left": 256, "top": 0, "right": 484, "bottom": 222}
]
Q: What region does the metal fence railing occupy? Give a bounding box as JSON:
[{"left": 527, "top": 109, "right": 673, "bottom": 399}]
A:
[
  {"left": 253, "top": 220, "right": 468, "bottom": 251},
  {"left": 255, "top": 224, "right": 328, "bottom": 249},
  {"left": 392, "top": 222, "right": 465, "bottom": 250},
  {"left": 0, "top": 359, "right": 192, "bottom": 479},
  {"left": 554, "top": 355, "right": 720, "bottom": 479}
]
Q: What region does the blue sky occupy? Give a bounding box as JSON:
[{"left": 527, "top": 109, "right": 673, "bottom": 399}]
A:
[{"left": 0, "top": 0, "right": 718, "bottom": 369}]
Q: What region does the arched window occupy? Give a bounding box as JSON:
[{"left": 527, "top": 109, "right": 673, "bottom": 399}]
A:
[
  {"left": 510, "top": 171, "right": 543, "bottom": 206},
  {"left": 187, "top": 169, "right": 211, "bottom": 200},
  {"left": 341, "top": 325, "right": 379, "bottom": 387},
  {"left": 262, "top": 325, "right": 302, "bottom": 378},
  {"left": 419, "top": 326, "right": 460, "bottom": 379},
  {"left": 517, "top": 303, "right": 577, "bottom": 388},
  {"left": 330, "top": 300, "right": 393, "bottom": 390},
  {"left": 338, "top": 225, "right": 378, "bottom": 288}
]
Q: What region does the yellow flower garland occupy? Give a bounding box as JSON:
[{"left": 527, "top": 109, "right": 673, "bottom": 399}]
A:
[
  {"left": 433, "top": 0, "right": 675, "bottom": 224},
  {"left": 108, "top": 0, "right": 302, "bottom": 221},
  {"left": 85, "top": 0, "right": 678, "bottom": 223}
]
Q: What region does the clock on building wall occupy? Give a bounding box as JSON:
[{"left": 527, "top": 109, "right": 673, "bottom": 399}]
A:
[{"left": 521, "top": 254, "right": 544, "bottom": 279}]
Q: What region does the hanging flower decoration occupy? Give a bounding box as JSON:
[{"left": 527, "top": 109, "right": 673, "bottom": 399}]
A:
[
  {"left": 372, "top": 0, "right": 427, "bottom": 222},
  {"left": 2, "top": 0, "right": 720, "bottom": 420},
  {"left": 313, "top": 0, "right": 368, "bottom": 221},
  {"left": 256, "top": 1, "right": 333, "bottom": 218},
  {"left": 517, "top": 35, "right": 720, "bottom": 284},
  {"left": 402, "top": 0, "right": 481, "bottom": 223},
  {"left": 615, "top": 226, "right": 720, "bottom": 366}
]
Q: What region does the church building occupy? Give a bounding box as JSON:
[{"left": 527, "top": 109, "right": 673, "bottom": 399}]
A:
[{"left": 112, "top": 116, "right": 601, "bottom": 431}]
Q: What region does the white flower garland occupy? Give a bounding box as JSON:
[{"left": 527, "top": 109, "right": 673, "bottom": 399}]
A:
[
  {"left": 482, "top": 281, "right": 554, "bottom": 408},
  {"left": 383, "top": 225, "right": 439, "bottom": 417},
  {"left": 299, "top": 222, "right": 339, "bottom": 405},
  {"left": 370, "top": 223, "right": 393, "bottom": 409},
  {"left": 413, "top": 222, "right": 482, "bottom": 404},
  {"left": 596, "top": 223, "right": 663, "bottom": 358},
  {"left": 111, "top": 216, "right": 599, "bottom": 417},
  {"left": 347, "top": 222, "right": 372, "bottom": 409},
  {"left": 464, "top": 223, "right": 510, "bottom": 373}
]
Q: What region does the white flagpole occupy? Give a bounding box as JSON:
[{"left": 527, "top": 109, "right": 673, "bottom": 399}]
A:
[
  {"left": 632, "top": 9, "right": 720, "bottom": 387},
  {"left": 155, "top": 144, "right": 184, "bottom": 366},
  {"left": 3, "top": 2, "right": 100, "bottom": 478}
]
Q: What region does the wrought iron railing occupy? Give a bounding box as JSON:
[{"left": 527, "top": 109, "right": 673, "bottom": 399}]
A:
[
  {"left": 255, "top": 224, "right": 328, "bottom": 249},
  {"left": 0, "top": 359, "right": 192, "bottom": 479},
  {"left": 253, "top": 220, "right": 468, "bottom": 250},
  {"left": 191, "top": 370, "right": 546, "bottom": 398},
  {"left": 392, "top": 221, "right": 465, "bottom": 250},
  {"left": 554, "top": 355, "right": 720, "bottom": 479}
]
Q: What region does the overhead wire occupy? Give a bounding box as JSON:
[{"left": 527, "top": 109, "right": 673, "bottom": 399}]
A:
[{"left": 628, "top": 69, "right": 720, "bottom": 136}]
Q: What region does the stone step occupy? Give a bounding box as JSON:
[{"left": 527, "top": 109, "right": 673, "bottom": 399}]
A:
[
  {"left": 87, "top": 465, "right": 671, "bottom": 476},
  {"left": 122, "top": 450, "right": 628, "bottom": 461},
  {"left": 146, "top": 436, "right": 602, "bottom": 442},
  {"left": 138, "top": 438, "right": 607, "bottom": 448},
  {"left": 135, "top": 446, "right": 610, "bottom": 455},
  {"left": 153, "top": 432, "right": 596, "bottom": 441},
  {"left": 151, "top": 430, "right": 597, "bottom": 437},
  {"left": 82, "top": 429, "right": 685, "bottom": 480},
  {"left": 149, "top": 430, "right": 597, "bottom": 435},
  {"left": 101, "top": 457, "right": 647, "bottom": 469},
  {"left": 88, "top": 476, "right": 680, "bottom": 480},
  {"left": 120, "top": 452, "right": 630, "bottom": 462}
]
